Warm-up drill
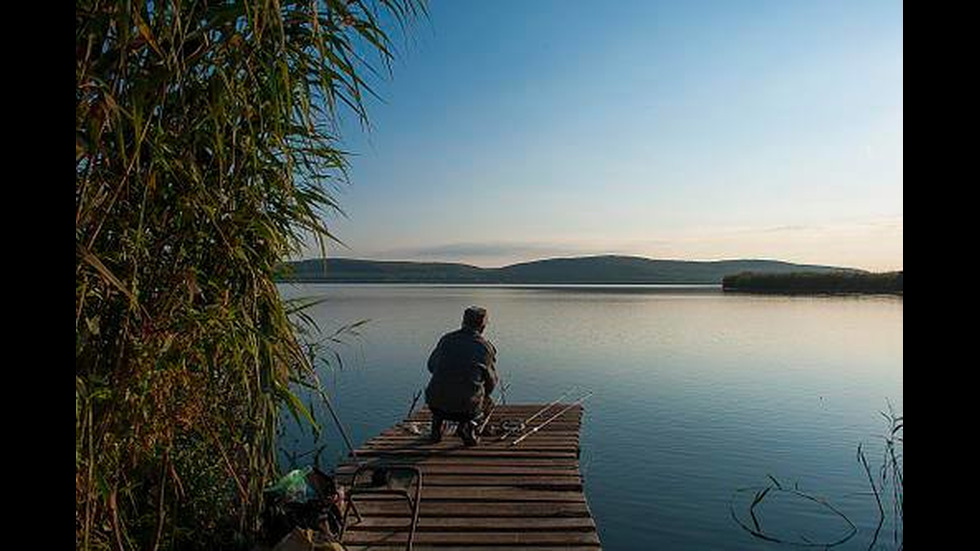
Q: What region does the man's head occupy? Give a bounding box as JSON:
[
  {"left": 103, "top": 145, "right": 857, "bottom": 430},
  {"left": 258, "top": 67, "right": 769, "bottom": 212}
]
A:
[{"left": 462, "top": 306, "right": 488, "bottom": 333}]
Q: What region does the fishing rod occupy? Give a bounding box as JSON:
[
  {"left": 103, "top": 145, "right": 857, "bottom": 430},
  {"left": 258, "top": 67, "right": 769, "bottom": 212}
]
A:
[
  {"left": 406, "top": 388, "right": 423, "bottom": 418},
  {"left": 510, "top": 392, "right": 593, "bottom": 446},
  {"left": 476, "top": 375, "right": 509, "bottom": 436},
  {"left": 476, "top": 395, "right": 498, "bottom": 436},
  {"left": 523, "top": 388, "right": 577, "bottom": 426},
  {"left": 316, "top": 388, "right": 359, "bottom": 458},
  {"left": 496, "top": 387, "right": 576, "bottom": 441}
]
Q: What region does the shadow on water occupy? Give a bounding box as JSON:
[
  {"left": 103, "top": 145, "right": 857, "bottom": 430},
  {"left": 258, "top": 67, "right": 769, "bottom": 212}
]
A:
[
  {"left": 730, "top": 475, "right": 856, "bottom": 548},
  {"left": 731, "top": 409, "right": 903, "bottom": 550}
]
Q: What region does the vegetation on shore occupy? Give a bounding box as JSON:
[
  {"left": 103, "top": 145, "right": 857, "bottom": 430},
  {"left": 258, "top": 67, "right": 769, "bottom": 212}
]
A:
[
  {"left": 76, "top": 1, "right": 421, "bottom": 548},
  {"left": 722, "top": 271, "right": 903, "bottom": 295}
]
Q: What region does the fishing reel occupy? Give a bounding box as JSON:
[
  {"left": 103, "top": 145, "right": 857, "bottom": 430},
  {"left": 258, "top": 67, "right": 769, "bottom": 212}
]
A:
[
  {"left": 482, "top": 419, "right": 526, "bottom": 441},
  {"left": 478, "top": 418, "right": 524, "bottom": 438},
  {"left": 500, "top": 419, "right": 525, "bottom": 433}
]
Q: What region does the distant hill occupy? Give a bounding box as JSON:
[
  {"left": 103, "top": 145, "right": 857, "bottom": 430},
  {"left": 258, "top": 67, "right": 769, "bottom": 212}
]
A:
[{"left": 279, "top": 255, "right": 859, "bottom": 284}]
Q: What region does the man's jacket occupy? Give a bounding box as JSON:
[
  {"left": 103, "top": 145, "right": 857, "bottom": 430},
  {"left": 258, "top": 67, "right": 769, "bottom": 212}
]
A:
[{"left": 425, "top": 328, "right": 498, "bottom": 415}]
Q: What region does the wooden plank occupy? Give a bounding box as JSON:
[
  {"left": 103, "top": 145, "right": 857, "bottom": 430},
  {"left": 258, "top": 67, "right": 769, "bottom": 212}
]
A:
[
  {"left": 396, "top": 425, "right": 583, "bottom": 435},
  {"left": 407, "top": 413, "right": 582, "bottom": 423},
  {"left": 364, "top": 435, "right": 579, "bottom": 445},
  {"left": 405, "top": 418, "right": 583, "bottom": 426},
  {"left": 362, "top": 442, "right": 580, "bottom": 451},
  {"left": 407, "top": 417, "right": 582, "bottom": 425},
  {"left": 352, "top": 449, "right": 578, "bottom": 459},
  {"left": 338, "top": 457, "right": 580, "bottom": 468},
  {"left": 345, "top": 516, "right": 596, "bottom": 532},
  {"left": 347, "top": 500, "right": 593, "bottom": 518},
  {"left": 348, "top": 487, "right": 586, "bottom": 502},
  {"left": 408, "top": 409, "right": 583, "bottom": 419},
  {"left": 402, "top": 408, "right": 583, "bottom": 424},
  {"left": 342, "top": 530, "right": 601, "bottom": 546},
  {"left": 337, "top": 476, "right": 583, "bottom": 492},
  {"left": 371, "top": 435, "right": 578, "bottom": 443},
  {"left": 345, "top": 546, "right": 600, "bottom": 551},
  {"left": 411, "top": 404, "right": 583, "bottom": 414},
  {"left": 402, "top": 415, "right": 582, "bottom": 422},
  {"left": 360, "top": 443, "right": 579, "bottom": 452},
  {"left": 379, "top": 432, "right": 581, "bottom": 442},
  {"left": 361, "top": 443, "right": 579, "bottom": 453},
  {"left": 374, "top": 431, "right": 581, "bottom": 440},
  {"left": 335, "top": 465, "right": 581, "bottom": 477},
  {"left": 336, "top": 474, "right": 581, "bottom": 487},
  {"left": 380, "top": 428, "right": 583, "bottom": 439}
]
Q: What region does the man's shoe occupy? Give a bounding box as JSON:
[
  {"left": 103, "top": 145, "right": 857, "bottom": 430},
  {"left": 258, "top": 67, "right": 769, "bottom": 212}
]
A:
[
  {"left": 429, "top": 419, "right": 443, "bottom": 443},
  {"left": 459, "top": 422, "right": 480, "bottom": 447}
]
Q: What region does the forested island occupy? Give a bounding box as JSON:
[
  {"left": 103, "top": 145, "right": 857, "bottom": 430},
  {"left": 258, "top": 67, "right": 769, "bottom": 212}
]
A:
[{"left": 722, "top": 271, "right": 903, "bottom": 294}]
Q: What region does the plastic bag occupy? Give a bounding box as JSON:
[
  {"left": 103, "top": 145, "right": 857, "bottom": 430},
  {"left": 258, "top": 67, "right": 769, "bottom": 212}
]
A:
[{"left": 265, "top": 466, "right": 314, "bottom": 503}]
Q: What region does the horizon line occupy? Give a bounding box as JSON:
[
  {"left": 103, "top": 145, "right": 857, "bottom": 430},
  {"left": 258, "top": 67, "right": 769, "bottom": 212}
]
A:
[{"left": 290, "top": 254, "right": 901, "bottom": 273}]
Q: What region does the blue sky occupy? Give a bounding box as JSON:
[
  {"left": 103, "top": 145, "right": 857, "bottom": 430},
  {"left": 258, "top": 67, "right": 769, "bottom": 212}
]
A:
[{"left": 312, "top": 0, "right": 903, "bottom": 271}]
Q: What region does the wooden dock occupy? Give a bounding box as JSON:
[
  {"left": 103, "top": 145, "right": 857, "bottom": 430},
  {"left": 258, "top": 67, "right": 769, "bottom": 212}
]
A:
[{"left": 335, "top": 403, "right": 601, "bottom": 550}]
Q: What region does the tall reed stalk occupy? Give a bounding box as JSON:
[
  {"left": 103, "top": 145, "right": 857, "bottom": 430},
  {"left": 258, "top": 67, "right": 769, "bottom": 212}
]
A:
[
  {"left": 76, "top": 2, "right": 422, "bottom": 548},
  {"left": 858, "top": 408, "right": 903, "bottom": 549}
]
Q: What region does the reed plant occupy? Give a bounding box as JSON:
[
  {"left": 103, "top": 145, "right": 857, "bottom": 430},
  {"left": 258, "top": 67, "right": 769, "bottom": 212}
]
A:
[
  {"left": 76, "top": 1, "right": 422, "bottom": 548},
  {"left": 858, "top": 408, "right": 903, "bottom": 549}
]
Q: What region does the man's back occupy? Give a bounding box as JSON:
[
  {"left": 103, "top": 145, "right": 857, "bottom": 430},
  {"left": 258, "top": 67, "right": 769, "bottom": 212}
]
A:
[{"left": 425, "top": 327, "right": 497, "bottom": 415}]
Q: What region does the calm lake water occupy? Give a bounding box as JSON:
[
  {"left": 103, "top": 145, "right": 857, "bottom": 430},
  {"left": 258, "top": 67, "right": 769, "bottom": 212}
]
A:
[{"left": 277, "top": 284, "right": 903, "bottom": 550}]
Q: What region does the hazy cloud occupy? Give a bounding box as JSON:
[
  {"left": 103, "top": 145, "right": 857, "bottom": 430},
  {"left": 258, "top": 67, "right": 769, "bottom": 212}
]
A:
[{"left": 376, "top": 241, "right": 589, "bottom": 260}]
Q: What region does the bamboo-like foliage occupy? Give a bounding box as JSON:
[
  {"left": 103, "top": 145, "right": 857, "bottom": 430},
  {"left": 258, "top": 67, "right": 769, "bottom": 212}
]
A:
[{"left": 76, "top": 2, "right": 422, "bottom": 548}]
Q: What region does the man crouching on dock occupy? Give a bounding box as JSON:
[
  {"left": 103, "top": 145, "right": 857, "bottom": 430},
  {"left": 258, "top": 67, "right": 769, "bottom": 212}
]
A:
[{"left": 425, "top": 306, "right": 498, "bottom": 446}]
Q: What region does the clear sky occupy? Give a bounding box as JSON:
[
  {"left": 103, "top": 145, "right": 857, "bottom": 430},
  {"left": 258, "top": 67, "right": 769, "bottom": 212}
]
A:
[{"left": 312, "top": 0, "right": 903, "bottom": 272}]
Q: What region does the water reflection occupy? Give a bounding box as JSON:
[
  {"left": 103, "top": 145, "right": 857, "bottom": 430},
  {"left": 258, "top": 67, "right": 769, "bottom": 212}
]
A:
[{"left": 277, "top": 284, "right": 902, "bottom": 550}]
